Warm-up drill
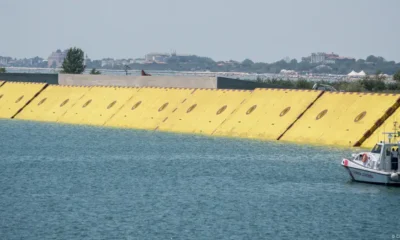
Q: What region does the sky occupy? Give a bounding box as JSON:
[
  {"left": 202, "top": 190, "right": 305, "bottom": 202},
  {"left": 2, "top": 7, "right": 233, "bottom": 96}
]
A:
[{"left": 0, "top": 0, "right": 399, "bottom": 62}]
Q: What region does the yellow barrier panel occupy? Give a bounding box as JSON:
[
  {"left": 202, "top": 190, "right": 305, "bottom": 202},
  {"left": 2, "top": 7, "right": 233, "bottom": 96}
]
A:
[
  {"left": 156, "top": 89, "right": 251, "bottom": 135},
  {"left": 362, "top": 97, "right": 400, "bottom": 148},
  {"left": 212, "top": 89, "right": 322, "bottom": 140},
  {"left": 58, "top": 86, "right": 138, "bottom": 126},
  {"left": 0, "top": 82, "right": 47, "bottom": 118},
  {"left": 281, "top": 92, "right": 400, "bottom": 147},
  {"left": 105, "top": 87, "right": 193, "bottom": 130},
  {"left": 0, "top": 81, "right": 4, "bottom": 87},
  {"left": 16, "top": 85, "right": 91, "bottom": 122}
]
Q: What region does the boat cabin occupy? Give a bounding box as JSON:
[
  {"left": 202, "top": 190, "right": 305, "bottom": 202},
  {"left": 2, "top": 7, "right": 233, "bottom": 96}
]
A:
[{"left": 368, "top": 141, "right": 399, "bottom": 172}]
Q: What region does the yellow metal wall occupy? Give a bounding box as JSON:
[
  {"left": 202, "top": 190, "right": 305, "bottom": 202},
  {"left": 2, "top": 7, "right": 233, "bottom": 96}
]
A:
[
  {"left": 156, "top": 89, "right": 251, "bottom": 135},
  {"left": 16, "top": 85, "right": 91, "bottom": 122},
  {"left": 281, "top": 92, "right": 400, "bottom": 147},
  {"left": 105, "top": 87, "right": 193, "bottom": 130},
  {"left": 362, "top": 97, "right": 400, "bottom": 148},
  {"left": 0, "top": 82, "right": 47, "bottom": 118},
  {"left": 4, "top": 80, "right": 400, "bottom": 149},
  {"left": 213, "top": 89, "right": 322, "bottom": 140},
  {"left": 57, "top": 86, "right": 138, "bottom": 126}
]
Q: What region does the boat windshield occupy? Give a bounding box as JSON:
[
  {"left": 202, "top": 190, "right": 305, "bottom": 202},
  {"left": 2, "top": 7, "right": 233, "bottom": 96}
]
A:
[{"left": 371, "top": 144, "right": 382, "bottom": 154}]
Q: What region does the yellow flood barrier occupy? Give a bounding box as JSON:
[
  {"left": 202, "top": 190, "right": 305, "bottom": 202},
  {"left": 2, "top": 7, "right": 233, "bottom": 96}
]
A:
[
  {"left": 0, "top": 82, "right": 47, "bottom": 118},
  {"left": 362, "top": 98, "right": 400, "bottom": 148},
  {"left": 16, "top": 85, "right": 91, "bottom": 122},
  {"left": 105, "top": 87, "right": 194, "bottom": 130},
  {"left": 281, "top": 92, "right": 400, "bottom": 147},
  {"left": 156, "top": 89, "right": 251, "bottom": 135},
  {"left": 212, "top": 88, "right": 322, "bottom": 140},
  {"left": 57, "top": 86, "right": 138, "bottom": 126}
]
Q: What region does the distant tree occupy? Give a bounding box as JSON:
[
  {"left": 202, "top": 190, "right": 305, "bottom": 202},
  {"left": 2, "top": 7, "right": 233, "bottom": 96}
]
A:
[
  {"left": 61, "top": 47, "right": 86, "bottom": 74},
  {"left": 0, "top": 67, "right": 6, "bottom": 73},
  {"left": 361, "top": 75, "right": 386, "bottom": 92},
  {"left": 366, "top": 55, "right": 385, "bottom": 63},
  {"left": 356, "top": 59, "right": 365, "bottom": 64},
  {"left": 374, "top": 70, "right": 386, "bottom": 81},
  {"left": 290, "top": 59, "right": 298, "bottom": 65},
  {"left": 296, "top": 79, "right": 313, "bottom": 89},
  {"left": 90, "top": 68, "right": 101, "bottom": 75},
  {"left": 394, "top": 70, "right": 400, "bottom": 82},
  {"left": 241, "top": 59, "right": 254, "bottom": 67},
  {"left": 366, "top": 55, "right": 378, "bottom": 63}
]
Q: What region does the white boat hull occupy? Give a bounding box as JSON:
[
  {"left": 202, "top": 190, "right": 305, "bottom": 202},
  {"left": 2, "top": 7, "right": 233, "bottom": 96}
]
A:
[{"left": 341, "top": 159, "right": 400, "bottom": 186}]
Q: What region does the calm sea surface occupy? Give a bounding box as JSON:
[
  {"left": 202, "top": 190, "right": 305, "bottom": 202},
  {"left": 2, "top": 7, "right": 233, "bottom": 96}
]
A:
[{"left": 0, "top": 119, "right": 399, "bottom": 240}]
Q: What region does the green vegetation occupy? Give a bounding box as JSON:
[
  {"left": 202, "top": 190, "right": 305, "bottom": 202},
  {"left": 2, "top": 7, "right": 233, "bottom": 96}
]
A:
[
  {"left": 394, "top": 70, "right": 400, "bottom": 82},
  {"left": 61, "top": 47, "right": 86, "bottom": 74},
  {"left": 0, "top": 67, "right": 6, "bottom": 73},
  {"left": 90, "top": 68, "right": 101, "bottom": 75},
  {"left": 255, "top": 74, "right": 400, "bottom": 93},
  {"left": 85, "top": 54, "right": 400, "bottom": 75}
]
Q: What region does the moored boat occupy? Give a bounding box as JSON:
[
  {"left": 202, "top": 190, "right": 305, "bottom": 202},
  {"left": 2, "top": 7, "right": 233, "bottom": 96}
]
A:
[{"left": 341, "top": 122, "right": 400, "bottom": 186}]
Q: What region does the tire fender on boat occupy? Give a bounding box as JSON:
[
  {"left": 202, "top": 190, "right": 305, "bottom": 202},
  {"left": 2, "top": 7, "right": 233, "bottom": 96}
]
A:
[{"left": 391, "top": 173, "right": 399, "bottom": 181}]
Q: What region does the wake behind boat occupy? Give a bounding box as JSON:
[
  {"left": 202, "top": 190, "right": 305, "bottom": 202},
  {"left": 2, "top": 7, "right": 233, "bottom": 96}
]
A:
[{"left": 341, "top": 122, "right": 400, "bottom": 186}]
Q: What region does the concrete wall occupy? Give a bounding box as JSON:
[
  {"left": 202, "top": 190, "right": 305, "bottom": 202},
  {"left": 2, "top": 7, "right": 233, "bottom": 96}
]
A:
[
  {"left": 0, "top": 73, "right": 268, "bottom": 90},
  {"left": 58, "top": 74, "right": 218, "bottom": 88},
  {"left": 0, "top": 73, "right": 58, "bottom": 84}
]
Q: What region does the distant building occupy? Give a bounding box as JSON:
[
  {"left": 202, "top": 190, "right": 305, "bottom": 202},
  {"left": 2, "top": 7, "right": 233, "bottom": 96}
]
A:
[
  {"left": 48, "top": 49, "right": 67, "bottom": 68},
  {"left": 145, "top": 52, "right": 170, "bottom": 63},
  {"left": 84, "top": 55, "right": 91, "bottom": 66},
  {"left": 101, "top": 58, "right": 114, "bottom": 67},
  {"left": 134, "top": 58, "right": 145, "bottom": 64},
  {"left": 310, "top": 52, "right": 354, "bottom": 64},
  {"left": 0, "top": 56, "right": 12, "bottom": 66},
  {"left": 311, "top": 52, "right": 328, "bottom": 63}
]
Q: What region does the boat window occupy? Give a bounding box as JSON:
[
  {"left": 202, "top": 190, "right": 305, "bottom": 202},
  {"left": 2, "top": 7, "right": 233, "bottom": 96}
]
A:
[
  {"left": 386, "top": 148, "right": 391, "bottom": 156},
  {"left": 371, "top": 144, "right": 382, "bottom": 154}
]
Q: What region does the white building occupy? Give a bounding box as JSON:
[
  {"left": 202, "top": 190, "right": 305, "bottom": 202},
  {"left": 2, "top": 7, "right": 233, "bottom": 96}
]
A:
[
  {"left": 145, "top": 52, "right": 170, "bottom": 62},
  {"left": 47, "top": 49, "right": 67, "bottom": 68}
]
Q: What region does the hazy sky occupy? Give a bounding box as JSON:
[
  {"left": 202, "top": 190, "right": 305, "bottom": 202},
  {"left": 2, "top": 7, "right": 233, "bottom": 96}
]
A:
[{"left": 0, "top": 0, "right": 398, "bottom": 62}]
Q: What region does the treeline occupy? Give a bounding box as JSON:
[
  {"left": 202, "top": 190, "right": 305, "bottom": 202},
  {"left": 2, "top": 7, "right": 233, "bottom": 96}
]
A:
[
  {"left": 254, "top": 74, "right": 400, "bottom": 93},
  {"left": 87, "top": 54, "right": 400, "bottom": 75}
]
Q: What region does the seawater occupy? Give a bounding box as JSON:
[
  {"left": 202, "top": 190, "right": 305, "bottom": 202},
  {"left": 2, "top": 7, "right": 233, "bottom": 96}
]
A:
[{"left": 0, "top": 119, "right": 399, "bottom": 240}]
